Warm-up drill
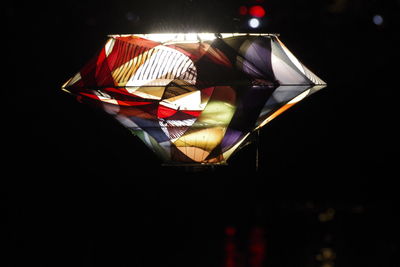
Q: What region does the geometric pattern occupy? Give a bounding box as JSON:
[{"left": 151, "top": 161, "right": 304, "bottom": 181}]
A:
[{"left": 62, "top": 33, "right": 326, "bottom": 165}]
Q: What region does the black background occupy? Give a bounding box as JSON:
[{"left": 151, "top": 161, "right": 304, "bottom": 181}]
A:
[{"left": 4, "top": 1, "right": 399, "bottom": 266}]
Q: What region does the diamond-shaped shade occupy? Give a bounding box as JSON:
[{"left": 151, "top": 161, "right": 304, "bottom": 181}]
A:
[{"left": 62, "top": 33, "right": 326, "bottom": 165}]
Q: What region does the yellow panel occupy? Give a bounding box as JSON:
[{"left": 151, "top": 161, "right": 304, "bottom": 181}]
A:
[
  {"left": 195, "top": 101, "right": 235, "bottom": 126},
  {"left": 111, "top": 49, "right": 151, "bottom": 86},
  {"left": 173, "top": 127, "right": 225, "bottom": 152},
  {"left": 176, "top": 146, "right": 210, "bottom": 162},
  {"left": 210, "top": 86, "right": 236, "bottom": 105},
  {"left": 134, "top": 86, "right": 165, "bottom": 100}
]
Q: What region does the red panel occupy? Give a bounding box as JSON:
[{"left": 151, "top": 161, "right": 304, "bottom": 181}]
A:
[
  {"left": 116, "top": 36, "right": 160, "bottom": 48},
  {"left": 117, "top": 100, "right": 153, "bottom": 106},
  {"left": 157, "top": 105, "right": 177, "bottom": 118},
  {"left": 105, "top": 39, "right": 152, "bottom": 74},
  {"left": 95, "top": 48, "right": 115, "bottom": 86},
  {"left": 78, "top": 56, "right": 98, "bottom": 87}
]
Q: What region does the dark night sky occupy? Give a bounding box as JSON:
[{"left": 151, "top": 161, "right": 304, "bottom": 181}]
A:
[{"left": 4, "top": 1, "right": 400, "bottom": 266}]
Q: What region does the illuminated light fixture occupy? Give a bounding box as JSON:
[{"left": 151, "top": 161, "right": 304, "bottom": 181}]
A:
[
  {"left": 248, "top": 18, "right": 260, "bottom": 28},
  {"left": 249, "top": 5, "right": 266, "bottom": 18},
  {"left": 372, "top": 14, "right": 383, "bottom": 26},
  {"left": 62, "top": 33, "right": 326, "bottom": 166}
]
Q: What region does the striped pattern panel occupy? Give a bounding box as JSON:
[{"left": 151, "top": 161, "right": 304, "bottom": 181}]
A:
[{"left": 107, "top": 38, "right": 197, "bottom": 86}]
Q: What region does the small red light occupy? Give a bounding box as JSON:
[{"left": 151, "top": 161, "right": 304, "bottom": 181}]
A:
[
  {"left": 238, "top": 6, "right": 248, "bottom": 16},
  {"left": 225, "top": 226, "right": 236, "bottom": 236},
  {"left": 249, "top": 5, "right": 266, "bottom": 18}
]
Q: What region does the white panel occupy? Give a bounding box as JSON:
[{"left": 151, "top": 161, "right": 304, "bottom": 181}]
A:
[
  {"left": 105, "top": 38, "right": 115, "bottom": 57},
  {"left": 271, "top": 42, "right": 309, "bottom": 85},
  {"left": 160, "top": 91, "right": 202, "bottom": 111},
  {"left": 276, "top": 38, "right": 305, "bottom": 75}
]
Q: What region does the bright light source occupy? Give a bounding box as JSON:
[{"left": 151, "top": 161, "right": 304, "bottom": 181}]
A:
[
  {"left": 372, "top": 14, "right": 383, "bottom": 26},
  {"left": 248, "top": 18, "right": 260, "bottom": 28},
  {"left": 249, "top": 5, "right": 266, "bottom": 18}
]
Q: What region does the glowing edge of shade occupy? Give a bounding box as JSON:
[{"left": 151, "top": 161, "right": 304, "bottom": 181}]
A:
[{"left": 108, "top": 33, "right": 279, "bottom": 43}]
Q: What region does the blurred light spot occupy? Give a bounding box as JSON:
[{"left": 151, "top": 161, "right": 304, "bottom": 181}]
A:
[
  {"left": 224, "top": 227, "right": 237, "bottom": 267},
  {"left": 126, "top": 12, "right": 140, "bottom": 22},
  {"left": 372, "top": 14, "right": 383, "bottom": 26},
  {"left": 316, "top": 248, "right": 336, "bottom": 265},
  {"left": 318, "top": 208, "right": 335, "bottom": 222},
  {"left": 249, "top": 18, "right": 260, "bottom": 28},
  {"left": 249, "top": 5, "right": 266, "bottom": 18},
  {"left": 249, "top": 227, "right": 266, "bottom": 267},
  {"left": 321, "top": 248, "right": 336, "bottom": 260},
  {"left": 239, "top": 6, "right": 248, "bottom": 15},
  {"left": 225, "top": 226, "right": 236, "bottom": 237}
]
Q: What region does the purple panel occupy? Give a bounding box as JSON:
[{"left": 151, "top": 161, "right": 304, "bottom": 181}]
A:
[
  {"left": 241, "top": 37, "right": 274, "bottom": 81},
  {"left": 221, "top": 129, "right": 244, "bottom": 152}
]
